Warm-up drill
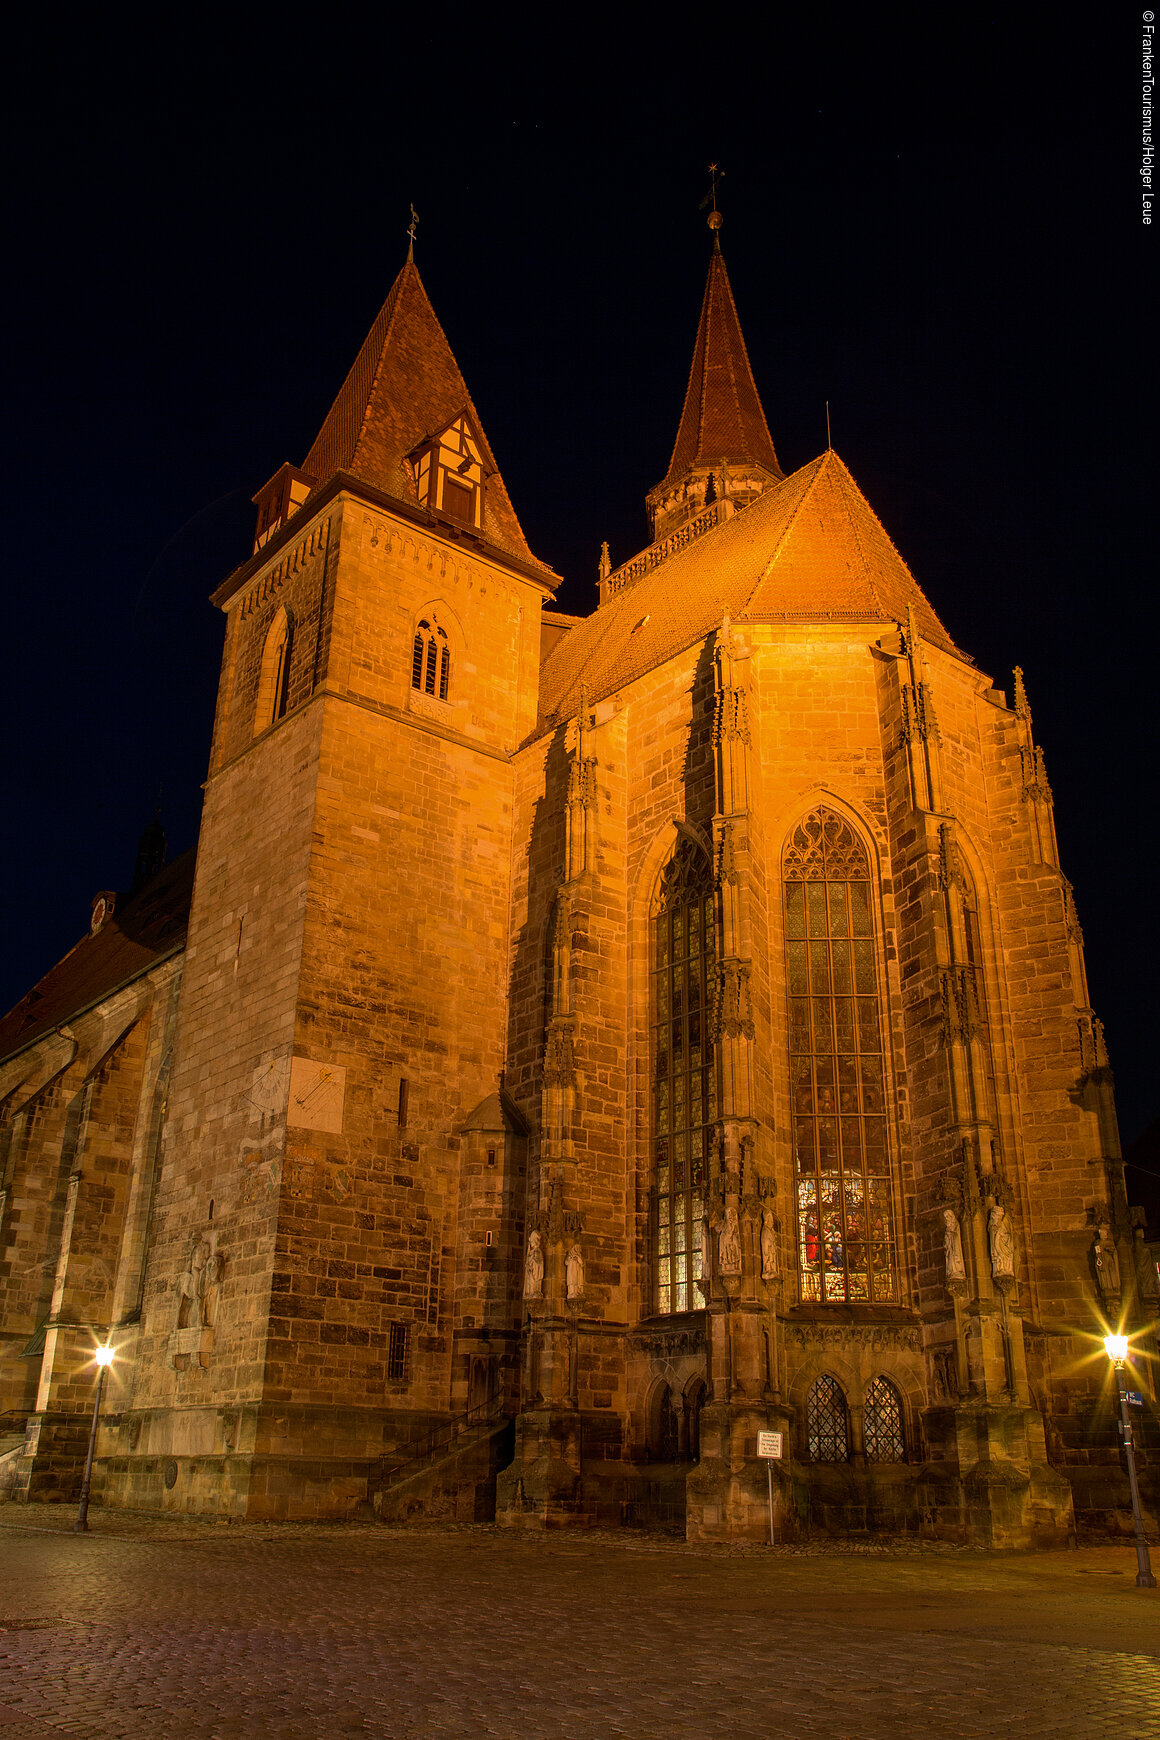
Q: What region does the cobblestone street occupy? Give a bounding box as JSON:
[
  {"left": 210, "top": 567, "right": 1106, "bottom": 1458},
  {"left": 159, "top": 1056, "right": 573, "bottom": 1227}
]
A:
[{"left": 0, "top": 1514, "right": 1157, "bottom": 1739}]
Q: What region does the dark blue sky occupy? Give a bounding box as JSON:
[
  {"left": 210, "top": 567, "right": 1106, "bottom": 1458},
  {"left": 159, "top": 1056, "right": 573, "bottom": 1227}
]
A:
[{"left": 2, "top": 10, "right": 1154, "bottom": 1176}]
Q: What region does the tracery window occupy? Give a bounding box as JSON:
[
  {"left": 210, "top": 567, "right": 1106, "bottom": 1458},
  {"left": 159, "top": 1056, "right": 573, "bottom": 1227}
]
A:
[
  {"left": 653, "top": 837, "right": 715, "bottom": 1315},
  {"left": 412, "top": 620, "right": 450, "bottom": 701},
  {"left": 806, "top": 1374, "right": 850, "bottom": 1462},
  {"left": 863, "top": 1376, "right": 906, "bottom": 1462},
  {"left": 784, "top": 808, "right": 896, "bottom": 1304}
]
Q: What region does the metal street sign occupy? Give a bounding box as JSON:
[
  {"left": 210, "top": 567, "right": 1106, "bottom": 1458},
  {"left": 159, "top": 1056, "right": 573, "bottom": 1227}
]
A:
[
  {"left": 1126, "top": 1392, "right": 1144, "bottom": 1407},
  {"left": 758, "top": 1430, "right": 783, "bottom": 1459}
]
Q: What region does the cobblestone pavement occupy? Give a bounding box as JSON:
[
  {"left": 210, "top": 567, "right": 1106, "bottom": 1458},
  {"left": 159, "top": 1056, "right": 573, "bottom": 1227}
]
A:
[{"left": 0, "top": 1513, "right": 1157, "bottom": 1739}]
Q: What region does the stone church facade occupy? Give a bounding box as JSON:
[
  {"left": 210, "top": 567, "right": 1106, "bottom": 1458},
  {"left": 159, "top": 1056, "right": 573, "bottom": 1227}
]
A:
[{"left": 2, "top": 233, "right": 1155, "bottom": 1543}]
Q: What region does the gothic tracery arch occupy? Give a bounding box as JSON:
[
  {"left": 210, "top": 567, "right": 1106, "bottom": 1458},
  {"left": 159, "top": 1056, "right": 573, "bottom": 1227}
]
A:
[{"left": 783, "top": 806, "right": 897, "bottom": 1305}]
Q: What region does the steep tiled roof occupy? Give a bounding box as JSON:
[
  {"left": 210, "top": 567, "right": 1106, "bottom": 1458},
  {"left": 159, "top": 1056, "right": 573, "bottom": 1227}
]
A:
[
  {"left": 536, "top": 450, "right": 959, "bottom": 729},
  {"left": 300, "top": 258, "right": 544, "bottom": 570},
  {"left": 0, "top": 852, "right": 194, "bottom": 1068},
  {"left": 659, "top": 246, "right": 782, "bottom": 488}
]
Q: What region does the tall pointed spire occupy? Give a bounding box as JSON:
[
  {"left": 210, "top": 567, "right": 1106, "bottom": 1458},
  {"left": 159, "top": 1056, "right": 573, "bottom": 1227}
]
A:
[
  {"left": 646, "top": 219, "right": 782, "bottom": 543},
  {"left": 245, "top": 252, "right": 546, "bottom": 572}
]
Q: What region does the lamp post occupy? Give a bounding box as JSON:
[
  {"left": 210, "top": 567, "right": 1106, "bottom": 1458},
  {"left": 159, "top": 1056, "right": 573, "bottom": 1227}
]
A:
[
  {"left": 74, "top": 1343, "right": 114, "bottom": 1534},
  {"left": 1103, "top": 1333, "right": 1156, "bottom": 1589}
]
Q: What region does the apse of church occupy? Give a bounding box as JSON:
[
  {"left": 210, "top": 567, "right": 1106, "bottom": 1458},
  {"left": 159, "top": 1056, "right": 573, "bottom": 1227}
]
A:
[{"left": 0, "top": 226, "right": 1154, "bottom": 1542}]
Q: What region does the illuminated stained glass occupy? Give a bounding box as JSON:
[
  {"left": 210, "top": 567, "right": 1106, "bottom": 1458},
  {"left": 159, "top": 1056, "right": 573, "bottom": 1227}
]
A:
[
  {"left": 784, "top": 809, "right": 896, "bottom": 1304},
  {"left": 806, "top": 1374, "right": 849, "bottom": 1462},
  {"left": 864, "top": 1376, "right": 906, "bottom": 1462},
  {"left": 653, "top": 838, "right": 714, "bottom": 1315}
]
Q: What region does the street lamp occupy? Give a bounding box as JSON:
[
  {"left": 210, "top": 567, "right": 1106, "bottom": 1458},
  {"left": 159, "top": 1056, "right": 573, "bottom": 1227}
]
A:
[
  {"left": 73, "top": 1342, "right": 115, "bottom": 1534},
  {"left": 1103, "top": 1332, "right": 1156, "bottom": 1589}
]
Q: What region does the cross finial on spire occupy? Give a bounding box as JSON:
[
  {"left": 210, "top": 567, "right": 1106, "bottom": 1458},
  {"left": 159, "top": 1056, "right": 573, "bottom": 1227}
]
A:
[
  {"left": 406, "top": 203, "right": 420, "bottom": 261},
  {"left": 700, "top": 163, "right": 724, "bottom": 249}
]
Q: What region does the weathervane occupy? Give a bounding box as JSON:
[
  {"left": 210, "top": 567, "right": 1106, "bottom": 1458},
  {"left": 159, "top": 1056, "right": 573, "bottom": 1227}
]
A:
[{"left": 406, "top": 203, "right": 420, "bottom": 260}]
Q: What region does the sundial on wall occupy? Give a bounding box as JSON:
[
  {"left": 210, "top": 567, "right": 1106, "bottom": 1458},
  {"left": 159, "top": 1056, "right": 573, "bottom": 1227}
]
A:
[
  {"left": 247, "top": 1056, "right": 290, "bottom": 1117},
  {"left": 288, "top": 1057, "right": 346, "bottom": 1133}
]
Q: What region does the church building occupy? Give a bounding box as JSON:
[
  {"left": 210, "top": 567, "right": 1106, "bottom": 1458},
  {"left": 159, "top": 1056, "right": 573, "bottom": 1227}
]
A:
[{"left": 1, "top": 219, "right": 1155, "bottom": 1544}]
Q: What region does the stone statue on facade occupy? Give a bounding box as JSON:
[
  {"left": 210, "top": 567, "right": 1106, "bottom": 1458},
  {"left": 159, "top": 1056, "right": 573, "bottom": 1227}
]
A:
[
  {"left": 523, "top": 1229, "right": 545, "bottom": 1299},
  {"left": 176, "top": 1234, "right": 210, "bottom": 1329},
  {"left": 718, "top": 1205, "right": 741, "bottom": 1275},
  {"left": 1092, "top": 1221, "right": 1121, "bottom": 1301},
  {"left": 941, "top": 1207, "right": 966, "bottom": 1284},
  {"left": 988, "top": 1204, "right": 1015, "bottom": 1279},
  {"left": 200, "top": 1250, "right": 223, "bottom": 1328},
  {"left": 564, "top": 1241, "right": 584, "bottom": 1301},
  {"left": 760, "top": 1208, "right": 779, "bottom": 1281}
]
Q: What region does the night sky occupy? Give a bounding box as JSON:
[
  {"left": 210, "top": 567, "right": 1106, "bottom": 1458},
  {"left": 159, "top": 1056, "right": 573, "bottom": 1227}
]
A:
[{"left": 3, "top": 14, "right": 1155, "bottom": 1188}]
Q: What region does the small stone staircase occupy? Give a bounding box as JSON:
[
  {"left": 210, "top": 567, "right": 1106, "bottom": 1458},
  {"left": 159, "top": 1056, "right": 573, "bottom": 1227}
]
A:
[{"left": 368, "top": 1404, "right": 515, "bottom": 1524}]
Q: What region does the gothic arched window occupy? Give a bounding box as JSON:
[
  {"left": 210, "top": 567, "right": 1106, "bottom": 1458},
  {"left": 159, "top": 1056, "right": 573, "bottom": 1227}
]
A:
[
  {"left": 863, "top": 1376, "right": 906, "bottom": 1462},
  {"left": 653, "top": 837, "right": 715, "bottom": 1316},
  {"left": 784, "top": 808, "right": 896, "bottom": 1304},
  {"left": 254, "top": 607, "right": 292, "bottom": 736},
  {"left": 412, "top": 620, "right": 450, "bottom": 701},
  {"left": 806, "top": 1374, "right": 850, "bottom": 1462}
]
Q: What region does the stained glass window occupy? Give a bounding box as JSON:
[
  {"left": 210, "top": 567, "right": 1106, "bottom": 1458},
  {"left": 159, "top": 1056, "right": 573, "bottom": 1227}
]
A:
[
  {"left": 653, "top": 838, "right": 715, "bottom": 1315},
  {"left": 784, "top": 808, "right": 897, "bottom": 1305},
  {"left": 806, "top": 1374, "right": 849, "bottom": 1462},
  {"left": 863, "top": 1376, "right": 905, "bottom": 1461}
]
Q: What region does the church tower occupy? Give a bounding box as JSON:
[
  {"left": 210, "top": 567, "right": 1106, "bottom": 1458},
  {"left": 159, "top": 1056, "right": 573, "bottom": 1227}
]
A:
[{"left": 106, "top": 254, "right": 555, "bottom": 1516}]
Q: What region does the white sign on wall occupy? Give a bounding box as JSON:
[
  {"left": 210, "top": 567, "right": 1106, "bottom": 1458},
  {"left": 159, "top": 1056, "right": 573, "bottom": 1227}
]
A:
[{"left": 757, "top": 1430, "right": 784, "bottom": 1459}]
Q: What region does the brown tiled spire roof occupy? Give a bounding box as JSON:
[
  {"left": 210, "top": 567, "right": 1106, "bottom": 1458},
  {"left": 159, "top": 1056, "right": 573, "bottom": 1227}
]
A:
[
  {"left": 536, "top": 450, "right": 961, "bottom": 731},
  {"left": 300, "top": 258, "right": 544, "bottom": 570},
  {"left": 659, "top": 245, "right": 783, "bottom": 488}
]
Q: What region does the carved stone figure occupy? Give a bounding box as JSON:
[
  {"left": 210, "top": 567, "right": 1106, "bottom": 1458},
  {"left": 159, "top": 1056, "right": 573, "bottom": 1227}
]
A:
[
  {"left": 988, "top": 1204, "right": 1015, "bottom": 1279},
  {"left": 176, "top": 1234, "right": 209, "bottom": 1328},
  {"left": 564, "top": 1241, "right": 584, "bottom": 1300},
  {"left": 1092, "top": 1222, "right": 1121, "bottom": 1300},
  {"left": 718, "top": 1205, "right": 741, "bottom": 1275},
  {"left": 942, "top": 1207, "right": 966, "bottom": 1284},
  {"left": 760, "top": 1208, "right": 779, "bottom": 1281},
  {"left": 932, "top": 1346, "right": 958, "bottom": 1402},
  {"left": 199, "top": 1250, "right": 223, "bottom": 1328},
  {"left": 523, "top": 1229, "right": 545, "bottom": 1299}
]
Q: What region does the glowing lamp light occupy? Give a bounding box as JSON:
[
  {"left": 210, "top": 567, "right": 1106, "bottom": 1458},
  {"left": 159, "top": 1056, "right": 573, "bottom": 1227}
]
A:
[{"left": 1103, "top": 1334, "right": 1129, "bottom": 1364}]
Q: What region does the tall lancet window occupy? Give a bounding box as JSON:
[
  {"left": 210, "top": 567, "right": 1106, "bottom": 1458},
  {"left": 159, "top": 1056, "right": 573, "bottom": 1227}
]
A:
[
  {"left": 784, "top": 808, "right": 896, "bottom": 1304},
  {"left": 653, "top": 837, "right": 716, "bottom": 1315}
]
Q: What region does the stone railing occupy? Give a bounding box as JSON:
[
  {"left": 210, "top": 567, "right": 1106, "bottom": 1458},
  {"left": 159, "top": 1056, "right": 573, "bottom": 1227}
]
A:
[{"left": 604, "top": 499, "right": 730, "bottom": 598}]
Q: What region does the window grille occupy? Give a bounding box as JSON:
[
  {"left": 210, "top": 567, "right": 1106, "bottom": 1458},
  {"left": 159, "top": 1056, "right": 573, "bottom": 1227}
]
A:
[
  {"left": 387, "top": 1322, "right": 408, "bottom": 1382},
  {"left": 652, "top": 837, "right": 715, "bottom": 1315},
  {"left": 806, "top": 1373, "right": 850, "bottom": 1462},
  {"left": 783, "top": 807, "right": 896, "bottom": 1304},
  {"left": 412, "top": 621, "right": 450, "bottom": 701},
  {"left": 863, "top": 1376, "right": 906, "bottom": 1462}
]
